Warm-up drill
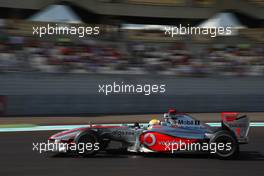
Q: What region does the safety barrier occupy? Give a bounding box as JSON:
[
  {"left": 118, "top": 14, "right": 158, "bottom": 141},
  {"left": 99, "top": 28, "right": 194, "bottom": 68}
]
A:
[{"left": 0, "top": 73, "right": 264, "bottom": 115}]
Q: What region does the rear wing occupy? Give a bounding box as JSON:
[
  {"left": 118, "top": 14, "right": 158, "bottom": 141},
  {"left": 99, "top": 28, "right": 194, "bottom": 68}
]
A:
[{"left": 221, "top": 112, "right": 250, "bottom": 144}]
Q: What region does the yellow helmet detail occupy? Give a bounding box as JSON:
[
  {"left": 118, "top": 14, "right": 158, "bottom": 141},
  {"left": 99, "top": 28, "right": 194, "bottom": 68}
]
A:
[{"left": 149, "top": 119, "right": 160, "bottom": 126}]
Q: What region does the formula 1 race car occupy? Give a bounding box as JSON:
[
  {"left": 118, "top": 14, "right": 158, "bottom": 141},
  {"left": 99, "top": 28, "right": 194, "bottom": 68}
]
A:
[{"left": 48, "top": 109, "right": 250, "bottom": 159}]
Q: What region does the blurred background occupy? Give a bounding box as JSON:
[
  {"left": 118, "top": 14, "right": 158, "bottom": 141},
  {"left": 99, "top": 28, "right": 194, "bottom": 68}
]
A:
[{"left": 0, "top": 0, "right": 263, "bottom": 116}]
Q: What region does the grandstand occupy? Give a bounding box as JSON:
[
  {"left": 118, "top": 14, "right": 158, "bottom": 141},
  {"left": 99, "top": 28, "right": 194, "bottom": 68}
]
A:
[{"left": 0, "top": 0, "right": 263, "bottom": 76}]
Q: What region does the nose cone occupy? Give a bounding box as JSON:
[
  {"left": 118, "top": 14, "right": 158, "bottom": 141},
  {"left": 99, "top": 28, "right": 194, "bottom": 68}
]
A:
[{"left": 48, "top": 126, "right": 89, "bottom": 140}]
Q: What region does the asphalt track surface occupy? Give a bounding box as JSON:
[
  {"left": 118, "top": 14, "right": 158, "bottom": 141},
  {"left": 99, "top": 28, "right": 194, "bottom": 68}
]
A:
[{"left": 0, "top": 128, "right": 263, "bottom": 176}]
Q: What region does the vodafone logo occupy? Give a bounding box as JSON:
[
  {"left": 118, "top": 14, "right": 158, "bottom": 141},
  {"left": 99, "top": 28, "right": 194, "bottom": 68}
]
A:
[{"left": 143, "top": 133, "right": 156, "bottom": 147}]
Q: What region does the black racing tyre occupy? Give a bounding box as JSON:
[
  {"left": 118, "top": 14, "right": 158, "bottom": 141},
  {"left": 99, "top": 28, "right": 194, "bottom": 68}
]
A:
[
  {"left": 100, "top": 140, "right": 110, "bottom": 150},
  {"left": 75, "top": 131, "right": 101, "bottom": 157},
  {"left": 210, "top": 130, "right": 239, "bottom": 160}
]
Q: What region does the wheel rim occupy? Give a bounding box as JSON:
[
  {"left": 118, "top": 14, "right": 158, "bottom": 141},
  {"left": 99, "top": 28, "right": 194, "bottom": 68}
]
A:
[
  {"left": 214, "top": 135, "right": 236, "bottom": 157},
  {"left": 78, "top": 134, "right": 97, "bottom": 155}
]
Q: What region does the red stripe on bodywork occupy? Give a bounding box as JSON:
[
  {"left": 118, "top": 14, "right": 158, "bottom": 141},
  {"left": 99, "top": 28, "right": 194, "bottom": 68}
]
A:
[
  {"left": 140, "top": 132, "right": 198, "bottom": 152},
  {"left": 236, "top": 128, "right": 241, "bottom": 137},
  {"left": 221, "top": 112, "right": 238, "bottom": 122},
  {"left": 49, "top": 125, "right": 125, "bottom": 139}
]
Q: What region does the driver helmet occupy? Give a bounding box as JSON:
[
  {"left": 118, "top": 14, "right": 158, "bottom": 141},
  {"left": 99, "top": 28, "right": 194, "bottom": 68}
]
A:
[{"left": 148, "top": 119, "right": 160, "bottom": 126}]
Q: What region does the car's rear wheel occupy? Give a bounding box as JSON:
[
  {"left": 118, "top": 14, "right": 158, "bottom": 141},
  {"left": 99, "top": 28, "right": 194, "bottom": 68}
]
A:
[
  {"left": 210, "top": 130, "right": 239, "bottom": 160},
  {"left": 75, "top": 131, "right": 100, "bottom": 157}
]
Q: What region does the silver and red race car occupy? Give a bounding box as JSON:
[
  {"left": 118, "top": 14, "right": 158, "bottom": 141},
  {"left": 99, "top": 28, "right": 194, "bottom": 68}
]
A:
[{"left": 48, "top": 109, "right": 250, "bottom": 159}]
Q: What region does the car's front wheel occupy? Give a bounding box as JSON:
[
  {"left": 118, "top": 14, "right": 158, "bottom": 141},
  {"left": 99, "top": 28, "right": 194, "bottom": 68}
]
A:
[{"left": 75, "top": 131, "right": 101, "bottom": 157}]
